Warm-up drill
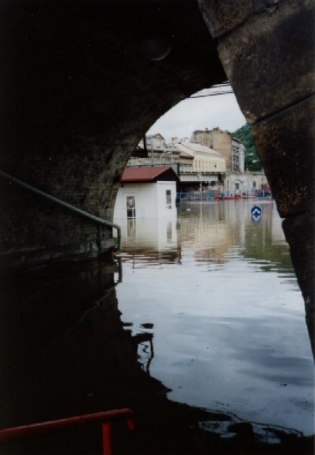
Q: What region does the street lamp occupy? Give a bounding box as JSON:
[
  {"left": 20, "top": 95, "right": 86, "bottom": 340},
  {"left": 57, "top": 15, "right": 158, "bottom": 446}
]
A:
[
  {"left": 160, "top": 150, "right": 172, "bottom": 163},
  {"left": 198, "top": 173, "right": 203, "bottom": 192}
]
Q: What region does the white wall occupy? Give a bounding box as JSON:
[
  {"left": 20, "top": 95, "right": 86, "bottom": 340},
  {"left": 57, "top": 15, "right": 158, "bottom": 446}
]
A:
[
  {"left": 113, "top": 181, "right": 177, "bottom": 220},
  {"left": 156, "top": 181, "right": 177, "bottom": 218},
  {"left": 223, "top": 172, "right": 267, "bottom": 195}
]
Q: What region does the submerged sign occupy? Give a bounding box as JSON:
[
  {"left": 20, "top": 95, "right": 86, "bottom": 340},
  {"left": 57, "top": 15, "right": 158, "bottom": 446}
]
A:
[{"left": 251, "top": 205, "right": 262, "bottom": 223}]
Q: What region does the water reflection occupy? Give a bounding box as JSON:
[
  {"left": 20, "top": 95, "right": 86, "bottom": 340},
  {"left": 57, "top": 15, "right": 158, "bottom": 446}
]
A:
[
  {"left": 117, "top": 216, "right": 180, "bottom": 266},
  {"left": 117, "top": 200, "right": 298, "bottom": 277},
  {"left": 0, "top": 201, "right": 313, "bottom": 454},
  {"left": 0, "top": 259, "right": 172, "bottom": 454},
  {"left": 115, "top": 200, "right": 314, "bottom": 436}
]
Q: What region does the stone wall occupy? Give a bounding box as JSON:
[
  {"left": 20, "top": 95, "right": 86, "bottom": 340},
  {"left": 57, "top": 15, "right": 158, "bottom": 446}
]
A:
[
  {"left": 0, "top": 0, "right": 226, "bottom": 270},
  {"left": 0, "top": 0, "right": 313, "bottom": 353},
  {"left": 198, "top": 0, "right": 315, "bottom": 354}
]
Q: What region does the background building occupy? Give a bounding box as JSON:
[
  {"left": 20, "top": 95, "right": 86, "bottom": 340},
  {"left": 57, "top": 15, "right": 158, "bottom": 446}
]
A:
[
  {"left": 174, "top": 141, "right": 225, "bottom": 190},
  {"left": 129, "top": 134, "right": 226, "bottom": 191},
  {"left": 223, "top": 170, "right": 268, "bottom": 197},
  {"left": 190, "top": 127, "right": 245, "bottom": 173},
  {"left": 128, "top": 132, "right": 269, "bottom": 197}
]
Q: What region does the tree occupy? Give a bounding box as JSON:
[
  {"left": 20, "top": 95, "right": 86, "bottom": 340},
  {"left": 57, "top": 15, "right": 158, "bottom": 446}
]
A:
[{"left": 231, "top": 124, "right": 262, "bottom": 171}]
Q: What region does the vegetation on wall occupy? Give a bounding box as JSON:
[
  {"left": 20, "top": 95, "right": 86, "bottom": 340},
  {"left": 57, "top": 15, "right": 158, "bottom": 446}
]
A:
[{"left": 230, "top": 124, "right": 263, "bottom": 171}]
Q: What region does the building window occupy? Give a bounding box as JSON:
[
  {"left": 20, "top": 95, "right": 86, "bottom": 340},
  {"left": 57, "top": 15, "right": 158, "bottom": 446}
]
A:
[
  {"left": 166, "top": 190, "right": 172, "bottom": 209},
  {"left": 253, "top": 181, "right": 256, "bottom": 188},
  {"left": 126, "top": 195, "right": 136, "bottom": 219}
]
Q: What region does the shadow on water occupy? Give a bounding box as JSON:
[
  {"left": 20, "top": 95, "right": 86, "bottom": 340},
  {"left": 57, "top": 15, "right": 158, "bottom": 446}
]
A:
[{"left": 0, "top": 202, "right": 314, "bottom": 454}]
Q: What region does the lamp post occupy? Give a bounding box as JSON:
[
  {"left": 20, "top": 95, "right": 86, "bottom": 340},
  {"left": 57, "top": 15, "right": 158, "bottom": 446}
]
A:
[
  {"left": 150, "top": 137, "right": 154, "bottom": 164},
  {"left": 198, "top": 173, "right": 202, "bottom": 192},
  {"left": 160, "top": 150, "right": 172, "bottom": 164}
]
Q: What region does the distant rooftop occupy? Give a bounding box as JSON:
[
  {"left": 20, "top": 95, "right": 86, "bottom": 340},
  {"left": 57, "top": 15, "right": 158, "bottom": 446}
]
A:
[
  {"left": 177, "top": 142, "right": 222, "bottom": 156},
  {"left": 121, "top": 165, "right": 179, "bottom": 183}
]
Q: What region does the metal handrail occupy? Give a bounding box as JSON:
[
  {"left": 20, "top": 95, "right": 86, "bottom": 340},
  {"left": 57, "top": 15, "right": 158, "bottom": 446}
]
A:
[
  {"left": 0, "top": 408, "right": 135, "bottom": 455},
  {"left": 0, "top": 170, "right": 121, "bottom": 250}
]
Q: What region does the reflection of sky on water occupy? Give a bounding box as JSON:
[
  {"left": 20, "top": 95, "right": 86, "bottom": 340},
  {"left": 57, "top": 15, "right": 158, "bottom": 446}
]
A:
[{"left": 115, "top": 200, "right": 314, "bottom": 435}]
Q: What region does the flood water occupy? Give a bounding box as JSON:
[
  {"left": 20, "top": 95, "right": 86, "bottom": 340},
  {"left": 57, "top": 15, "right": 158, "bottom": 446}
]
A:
[
  {"left": 0, "top": 199, "right": 314, "bottom": 454},
  {"left": 115, "top": 200, "right": 314, "bottom": 436}
]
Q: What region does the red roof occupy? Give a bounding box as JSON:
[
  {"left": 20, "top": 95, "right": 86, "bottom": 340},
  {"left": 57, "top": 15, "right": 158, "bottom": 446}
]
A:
[{"left": 121, "top": 166, "right": 179, "bottom": 183}]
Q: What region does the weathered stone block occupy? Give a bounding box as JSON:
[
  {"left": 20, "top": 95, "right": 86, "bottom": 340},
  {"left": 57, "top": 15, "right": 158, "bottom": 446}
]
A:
[
  {"left": 282, "top": 213, "right": 314, "bottom": 354},
  {"left": 217, "top": 0, "right": 315, "bottom": 123},
  {"left": 252, "top": 95, "right": 315, "bottom": 218},
  {"left": 198, "top": 0, "right": 253, "bottom": 38}
]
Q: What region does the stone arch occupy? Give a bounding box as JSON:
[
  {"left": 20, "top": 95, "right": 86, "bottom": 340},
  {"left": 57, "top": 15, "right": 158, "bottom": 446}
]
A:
[
  {"left": 198, "top": 0, "right": 314, "bottom": 353},
  {"left": 0, "top": 0, "right": 313, "bottom": 351},
  {"left": 0, "top": 0, "right": 226, "bottom": 266}
]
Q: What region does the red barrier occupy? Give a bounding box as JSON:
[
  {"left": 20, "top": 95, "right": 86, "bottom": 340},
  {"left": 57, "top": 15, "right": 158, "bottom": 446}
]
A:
[{"left": 0, "top": 408, "right": 135, "bottom": 455}]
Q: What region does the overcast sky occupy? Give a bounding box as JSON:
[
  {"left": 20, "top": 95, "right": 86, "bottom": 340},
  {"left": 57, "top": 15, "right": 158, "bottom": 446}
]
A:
[{"left": 147, "top": 86, "right": 246, "bottom": 142}]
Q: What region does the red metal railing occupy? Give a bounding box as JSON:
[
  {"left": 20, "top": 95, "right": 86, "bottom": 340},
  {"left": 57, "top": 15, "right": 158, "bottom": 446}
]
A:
[{"left": 0, "top": 408, "right": 135, "bottom": 455}]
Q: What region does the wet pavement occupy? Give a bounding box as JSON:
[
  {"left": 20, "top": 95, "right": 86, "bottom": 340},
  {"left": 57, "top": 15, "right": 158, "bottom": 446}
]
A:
[{"left": 0, "top": 200, "right": 314, "bottom": 454}]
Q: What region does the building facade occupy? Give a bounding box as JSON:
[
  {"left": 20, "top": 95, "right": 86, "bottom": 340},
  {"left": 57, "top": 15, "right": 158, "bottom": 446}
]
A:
[
  {"left": 113, "top": 165, "right": 179, "bottom": 219},
  {"left": 129, "top": 134, "right": 226, "bottom": 191},
  {"left": 223, "top": 170, "right": 268, "bottom": 196},
  {"left": 128, "top": 132, "right": 268, "bottom": 197},
  {"left": 174, "top": 141, "right": 226, "bottom": 189},
  {"left": 190, "top": 127, "right": 245, "bottom": 173}
]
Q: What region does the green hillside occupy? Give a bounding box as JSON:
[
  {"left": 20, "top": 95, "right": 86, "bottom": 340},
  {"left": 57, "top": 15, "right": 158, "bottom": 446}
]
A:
[{"left": 231, "top": 124, "right": 262, "bottom": 171}]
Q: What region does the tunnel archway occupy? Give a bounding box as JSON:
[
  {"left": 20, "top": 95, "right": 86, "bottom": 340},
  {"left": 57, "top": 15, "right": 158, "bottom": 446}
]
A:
[
  {"left": 0, "top": 0, "right": 226, "bottom": 266},
  {"left": 0, "top": 0, "right": 313, "bottom": 352}
]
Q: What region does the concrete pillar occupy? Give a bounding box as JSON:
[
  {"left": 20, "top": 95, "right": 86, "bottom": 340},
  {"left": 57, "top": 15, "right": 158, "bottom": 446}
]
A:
[{"left": 198, "top": 0, "right": 315, "bottom": 354}]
